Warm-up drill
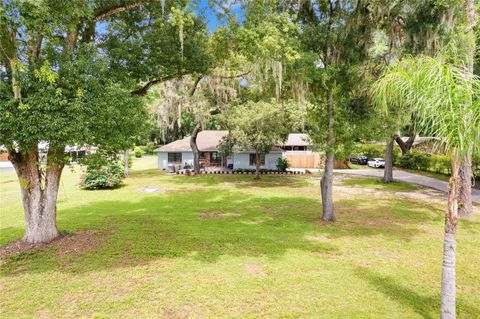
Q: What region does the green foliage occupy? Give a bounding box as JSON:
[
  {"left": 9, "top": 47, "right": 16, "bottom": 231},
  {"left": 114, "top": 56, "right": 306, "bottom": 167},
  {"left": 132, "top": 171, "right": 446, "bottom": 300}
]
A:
[
  {"left": 142, "top": 142, "right": 155, "bottom": 155},
  {"left": 134, "top": 147, "right": 143, "bottom": 158},
  {"left": 225, "top": 101, "right": 292, "bottom": 155},
  {"left": 79, "top": 154, "right": 125, "bottom": 190},
  {"left": 397, "top": 151, "right": 452, "bottom": 175},
  {"left": 371, "top": 55, "right": 480, "bottom": 158},
  {"left": 276, "top": 157, "right": 290, "bottom": 172}
]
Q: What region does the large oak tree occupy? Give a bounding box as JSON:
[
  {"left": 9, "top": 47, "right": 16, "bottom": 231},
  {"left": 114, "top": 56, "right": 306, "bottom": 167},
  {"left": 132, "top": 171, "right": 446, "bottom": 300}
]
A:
[{"left": 0, "top": 0, "right": 210, "bottom": 243}]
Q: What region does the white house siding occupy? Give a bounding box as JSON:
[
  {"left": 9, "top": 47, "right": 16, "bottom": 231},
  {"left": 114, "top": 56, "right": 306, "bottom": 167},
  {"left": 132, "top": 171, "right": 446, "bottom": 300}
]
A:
[
  {"left": 233, "top": 152, "right": 281, "bottom": 170},
  {"left": 158, "top": 151, "right": 281, "bottom": 170},
  {"left": 158, "top": 152, "right": 168, "bottom": 170},
  {"left": 157, "top": 151, "right": 194, "bottom": 169}
]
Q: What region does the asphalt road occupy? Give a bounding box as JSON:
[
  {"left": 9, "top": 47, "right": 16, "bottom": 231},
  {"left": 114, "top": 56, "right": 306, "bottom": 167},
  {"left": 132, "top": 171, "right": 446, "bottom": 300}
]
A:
[{"left": 333, "top": 168, "right": 480, "bottom": 204}]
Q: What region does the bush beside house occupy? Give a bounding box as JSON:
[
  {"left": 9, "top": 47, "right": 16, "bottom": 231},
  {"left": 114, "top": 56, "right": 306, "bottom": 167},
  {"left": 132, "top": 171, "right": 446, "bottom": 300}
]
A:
[
  {"left": 80, "top": 161, "right": 125, "bottom": 190},
  {"left": 134, "top": 146, "right": 143, "bottom": 158}
]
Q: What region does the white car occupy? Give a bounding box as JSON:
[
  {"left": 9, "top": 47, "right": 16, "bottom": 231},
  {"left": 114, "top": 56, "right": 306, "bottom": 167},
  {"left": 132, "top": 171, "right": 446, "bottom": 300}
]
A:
[{"left": 367, "top": 158, "right": 385, "bottom": 168}]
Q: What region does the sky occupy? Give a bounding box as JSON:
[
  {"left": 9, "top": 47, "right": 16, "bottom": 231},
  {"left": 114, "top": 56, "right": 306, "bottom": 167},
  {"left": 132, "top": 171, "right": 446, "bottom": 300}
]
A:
[
  {"left": 195, "top": 0, "right": 244, "bottom": 32},
  {"left": 95, "top": 1, "right": 243, "bottom": 35}
]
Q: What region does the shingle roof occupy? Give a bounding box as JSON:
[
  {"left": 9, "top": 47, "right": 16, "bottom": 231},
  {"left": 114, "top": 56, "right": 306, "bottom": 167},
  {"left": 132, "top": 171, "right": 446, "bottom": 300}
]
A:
[
  {"left": 155, "top": 130, "right": 229, "bottom": 152},
  {"left": 283, "top": 133, "right": 312, "bottom": 146},
  {"left": 156, "top": 131, "right": 310, "bottom": 153}
]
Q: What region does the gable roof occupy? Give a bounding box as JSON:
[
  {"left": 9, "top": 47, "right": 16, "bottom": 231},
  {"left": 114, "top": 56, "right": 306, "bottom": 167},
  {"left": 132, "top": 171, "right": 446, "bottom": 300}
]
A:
[
  {"left": 155, "top": 130, "right": 229, "bottom": 152},
  {"left": 156, "top": 131, "right": 311, "bottom": 153},
  {"left": 283, "top": 133, "right": 312, "bottom": 147}
]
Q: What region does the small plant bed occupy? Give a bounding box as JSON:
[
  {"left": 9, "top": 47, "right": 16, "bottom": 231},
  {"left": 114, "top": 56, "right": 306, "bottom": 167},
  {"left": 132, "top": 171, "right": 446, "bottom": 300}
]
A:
[{"left": 175, "top": 169, "right": 305, "bottom": 175}]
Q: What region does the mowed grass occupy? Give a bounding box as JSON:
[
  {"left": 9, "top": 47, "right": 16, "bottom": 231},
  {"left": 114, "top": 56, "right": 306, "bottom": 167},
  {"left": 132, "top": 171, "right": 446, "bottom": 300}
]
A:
[{"left": 1, "top": 156, "right": 480, "bottom": 318}]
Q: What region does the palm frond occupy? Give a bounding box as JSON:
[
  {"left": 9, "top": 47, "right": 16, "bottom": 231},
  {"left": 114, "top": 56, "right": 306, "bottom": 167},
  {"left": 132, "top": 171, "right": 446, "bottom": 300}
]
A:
[{"left": 371, "top": 55, "right": 480, "bottom": 157}]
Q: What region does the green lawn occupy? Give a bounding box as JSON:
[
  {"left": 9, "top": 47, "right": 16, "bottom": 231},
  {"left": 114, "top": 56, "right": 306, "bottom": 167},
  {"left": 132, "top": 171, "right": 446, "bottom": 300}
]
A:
[{"left": 1, "top": 156, "right": 479, "bottom": 318}]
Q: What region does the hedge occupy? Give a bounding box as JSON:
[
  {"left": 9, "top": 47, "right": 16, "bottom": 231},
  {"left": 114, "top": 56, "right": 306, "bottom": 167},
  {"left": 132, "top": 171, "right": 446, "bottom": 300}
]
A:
[
  {"left": 395, "top": 151, "right": 451, "bottom": 175},
  {"left": 354, "top": 145, "right": 479, "bottom": 179}
]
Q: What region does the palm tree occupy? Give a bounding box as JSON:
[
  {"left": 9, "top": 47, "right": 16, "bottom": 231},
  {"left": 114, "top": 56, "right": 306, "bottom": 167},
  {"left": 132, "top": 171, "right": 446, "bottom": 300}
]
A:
[{"left": 371, "top": 55, "right": 480, "bottom": 319}]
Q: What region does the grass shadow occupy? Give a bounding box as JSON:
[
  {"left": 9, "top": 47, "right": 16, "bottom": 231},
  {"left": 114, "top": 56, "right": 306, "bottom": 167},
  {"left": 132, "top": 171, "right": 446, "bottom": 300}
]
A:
[
  {"left": 0, "top": 186, "right": 438, "bottom": 276},
  {"left": 354, "top": 267, "right": 479, "bottom": 319},
  {"left": 167, "top": 174, "right": 312, "bottom": 188}
]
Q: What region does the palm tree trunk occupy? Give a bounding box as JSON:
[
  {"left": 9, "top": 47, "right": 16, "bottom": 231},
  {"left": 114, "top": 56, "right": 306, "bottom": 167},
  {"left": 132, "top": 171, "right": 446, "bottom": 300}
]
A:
[
  {"left": 458, "top": 0, "right": 477, "bottom": 218},
  {"left": 458, "top": 157, "right": 473, "bottom": 217},
  {"left": 383, "top": 137, "right": 394, "bottom": 183},
  {"left": 320, "top": 86, "right": 335, "bottom": 221},
  {"left": 440, "top": 156, "right": 460, "bottom": 319}
]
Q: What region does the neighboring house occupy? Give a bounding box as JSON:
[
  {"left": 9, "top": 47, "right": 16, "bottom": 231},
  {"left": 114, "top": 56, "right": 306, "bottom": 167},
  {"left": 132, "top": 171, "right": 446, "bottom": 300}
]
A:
[{"left": 155, "top": 130, "right": 282, "bottom": 171}]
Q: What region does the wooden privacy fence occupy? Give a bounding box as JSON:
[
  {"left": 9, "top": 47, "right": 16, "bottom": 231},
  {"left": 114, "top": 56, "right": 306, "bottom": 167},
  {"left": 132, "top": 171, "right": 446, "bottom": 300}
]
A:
[{"left": 284, "top": 152, "right": 322, "bottom": 169}]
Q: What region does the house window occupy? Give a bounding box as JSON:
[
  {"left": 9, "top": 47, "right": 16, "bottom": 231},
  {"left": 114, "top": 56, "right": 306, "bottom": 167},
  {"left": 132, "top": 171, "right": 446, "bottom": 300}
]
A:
[
  {"left": 249, "top": 153, "right": 265, "bottom": 166},
  {"left": 168, "top": 152, "right": 182, "bottom": 163},
  {"left": 199, "top": 152, "right": 207, "bottom": 160},
  {"left": 293, "top": 146, "right": 306, "bottom": 151},
  {"left": 211, "top": 151, "right": 221, "bottom": 164}
]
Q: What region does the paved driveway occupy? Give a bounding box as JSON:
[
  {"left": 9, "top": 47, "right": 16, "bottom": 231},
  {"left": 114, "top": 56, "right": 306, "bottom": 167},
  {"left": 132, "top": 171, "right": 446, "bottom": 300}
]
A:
[{"left": 333, "top": 168, "right": 480, "bottom": 204}]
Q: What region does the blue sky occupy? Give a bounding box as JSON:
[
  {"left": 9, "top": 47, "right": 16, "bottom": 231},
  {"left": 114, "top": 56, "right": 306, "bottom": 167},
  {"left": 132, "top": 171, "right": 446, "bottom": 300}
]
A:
[
  {"left": 195, "top": 0, "right": 243, "bottom": 32},
  {"left": 96, "top": 1, "right": 243, "bottom": 34}
]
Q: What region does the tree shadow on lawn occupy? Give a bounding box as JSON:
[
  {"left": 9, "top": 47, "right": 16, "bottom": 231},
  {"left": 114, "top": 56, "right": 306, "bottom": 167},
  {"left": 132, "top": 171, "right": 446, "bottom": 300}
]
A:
[
  {"left": 167, "top": 174, "right": 313, "bottom": 188},
  {"left": 354, "top": 267, "right": 479, "bottom": 319},
  {"left": 1, "top": 190, "right": 438, "bottom": 276}
]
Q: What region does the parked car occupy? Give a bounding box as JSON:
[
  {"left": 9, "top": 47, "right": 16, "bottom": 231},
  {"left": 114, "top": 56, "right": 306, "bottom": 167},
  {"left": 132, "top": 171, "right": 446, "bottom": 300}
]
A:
[
  {"left": 367, "top": 158, "right": 385, "bottom": 168},
  {"left": 349, "top": 155, "right": 368, "bottom": 165}
]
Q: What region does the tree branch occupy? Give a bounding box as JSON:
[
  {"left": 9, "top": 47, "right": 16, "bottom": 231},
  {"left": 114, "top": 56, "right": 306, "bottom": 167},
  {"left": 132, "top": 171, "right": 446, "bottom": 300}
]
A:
[
  {"left": 210, "top": 70, "right": 251, "bottom": 79},
  {"left": 131, "top": 75, "right": 178, "bottom": 96},
  {"left": 189, "top": 75, "right": 204, "bottom": 96},
  {"left": 94, "top": 1, "right": 151, "bottom": 22}
]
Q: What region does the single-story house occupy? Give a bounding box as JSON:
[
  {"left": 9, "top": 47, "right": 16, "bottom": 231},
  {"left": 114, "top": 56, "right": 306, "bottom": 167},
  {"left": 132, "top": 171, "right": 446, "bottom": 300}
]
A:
[{"left": 155, "top": 130, "right": 283, "bottom": 171}]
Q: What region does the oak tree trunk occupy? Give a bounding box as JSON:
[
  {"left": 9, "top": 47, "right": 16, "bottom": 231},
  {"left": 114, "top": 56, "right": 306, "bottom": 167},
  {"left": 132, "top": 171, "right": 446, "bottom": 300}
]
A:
[
  {"left": 9, "top": 147, "right": 65, "bottom": 244},
  {"left": 190, "top": 123, "right": 202, "bottom": 175},
  {"left": 383, "top": 138, "right": 394, "bottom": 183},
  {"left": 123, "top": 149, "right": 129, "bottom": 176},
  {"left": 440, "top": 156, "right": 460, "bottom": 319},
  {"left": 254, "top": 152, "right": 261, "bottom": 180},
  {"left": 320, "top": 86, "right": 335, "bottom": 221}
]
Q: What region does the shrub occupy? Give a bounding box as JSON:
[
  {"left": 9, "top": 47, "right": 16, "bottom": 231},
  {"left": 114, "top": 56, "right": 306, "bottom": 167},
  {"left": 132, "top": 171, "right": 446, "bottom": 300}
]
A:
[
  {"left": 134, "top": 146, "right": 143, "bottom": 158},
  {"left": 276, "top": 158, "right": 290, "bottom": 172},
  {"left": 143, "top": 142, "right": 155, "bottom": 155},
  {"left": 397, "top": 151, "right": 451, "bottom": 175},
  {"left": 80, "top": 160, "right": 125, "bottom": 190}
]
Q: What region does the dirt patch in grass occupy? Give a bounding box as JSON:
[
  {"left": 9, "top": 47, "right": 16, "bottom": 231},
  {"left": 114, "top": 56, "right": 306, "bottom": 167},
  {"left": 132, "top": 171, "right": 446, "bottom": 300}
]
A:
[
  {"left": 162, "top": 307, "right": 191, "bottom": 319},
  {"left": 0, "top": 231, "right": 107, "bottom": 258},
  {"left": 198, "top": 209, "right": 240, "bottom": 219},
  {"left": 243, "top": 263, "right": 267, "bottom": 278},
  {"left": 139, "top": 186, "right": 167, "bottom": 193},
  {"left": 305, "top": 235, "right": 330, "bottom": 242}
]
